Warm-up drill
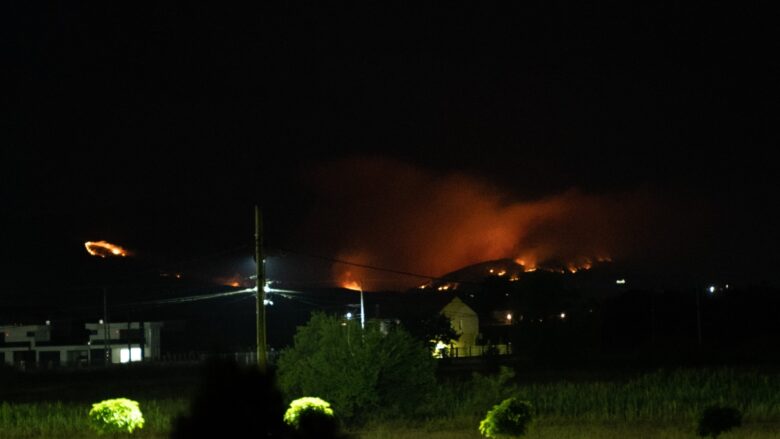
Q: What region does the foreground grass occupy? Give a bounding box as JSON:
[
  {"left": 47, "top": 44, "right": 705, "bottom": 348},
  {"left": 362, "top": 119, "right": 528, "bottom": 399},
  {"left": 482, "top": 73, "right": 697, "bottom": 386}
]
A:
[
  {"left": 1, "top": 366, "right": 779, "bottom": 438},
  {"left": 360, "top": 367, "right": 780, "bottom": 439},
  {"left": 438, "top": 367, "right": 780, "bottom": 424},
  {"left": 358, "top": 420, "right": 780, "bottom": 439},
  {"left": 0, "top": 399, "right": 187, "bottom": 438}
]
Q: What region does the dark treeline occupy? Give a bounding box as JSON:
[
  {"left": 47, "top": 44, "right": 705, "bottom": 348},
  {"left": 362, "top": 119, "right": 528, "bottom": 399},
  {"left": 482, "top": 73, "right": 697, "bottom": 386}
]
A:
[{"left": 456, "top": 273, "right": 780, "bottom": 370}]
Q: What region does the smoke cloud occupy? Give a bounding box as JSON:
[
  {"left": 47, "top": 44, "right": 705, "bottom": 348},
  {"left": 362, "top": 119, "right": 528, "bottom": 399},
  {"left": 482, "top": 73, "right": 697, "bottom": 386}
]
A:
[{"left": 299, "top": 157, "right": 703, "bottom": 290}]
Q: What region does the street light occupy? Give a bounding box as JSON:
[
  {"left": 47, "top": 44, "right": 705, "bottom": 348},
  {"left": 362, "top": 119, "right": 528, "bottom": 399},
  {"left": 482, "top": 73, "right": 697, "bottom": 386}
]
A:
[{"left": 359, "top": 285, "right": 365, "bottom": 330}]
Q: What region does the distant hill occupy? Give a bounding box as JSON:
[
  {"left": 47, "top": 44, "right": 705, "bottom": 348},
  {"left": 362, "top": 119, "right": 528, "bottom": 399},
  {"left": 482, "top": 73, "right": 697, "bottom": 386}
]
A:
[{"left": 415, "top": 257, "right": 639, "bottom": 299}]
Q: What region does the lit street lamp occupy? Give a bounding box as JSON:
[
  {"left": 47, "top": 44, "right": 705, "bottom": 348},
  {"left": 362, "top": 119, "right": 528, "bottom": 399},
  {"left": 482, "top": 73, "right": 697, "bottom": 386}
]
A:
[{"left": 359, "top": 285, "right": 365, "bottom": 330}]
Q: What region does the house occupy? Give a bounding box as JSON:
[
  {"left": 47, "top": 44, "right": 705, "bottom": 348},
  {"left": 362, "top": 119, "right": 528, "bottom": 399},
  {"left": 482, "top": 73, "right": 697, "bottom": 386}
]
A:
[
  {"left": 356, "top": 291, "right": 508, "bottom": 358},
  {"left": 439, "top": 296, "right": 479, "bottom": 356},
  {"left": 260, "top": 287, "right": 513, "bottom": 358},
  {"left": 0, "top": 321, "right": 163, "bottom": 368}
]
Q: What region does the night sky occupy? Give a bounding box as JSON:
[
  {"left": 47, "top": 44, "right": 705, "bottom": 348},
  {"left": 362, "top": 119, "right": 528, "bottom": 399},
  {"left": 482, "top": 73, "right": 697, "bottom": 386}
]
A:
[{"left": 3, "top": 4, "right": 778, "bottom": 300}]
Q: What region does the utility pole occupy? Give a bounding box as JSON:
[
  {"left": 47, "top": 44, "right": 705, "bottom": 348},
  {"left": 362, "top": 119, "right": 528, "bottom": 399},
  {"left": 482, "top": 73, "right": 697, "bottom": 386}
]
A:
[
  {"left": 127, "top": 319, "right": 131, "bottom": 363},
  {"left": 103, "top": 288, "right": 110, "bottom": 365},
  {"left": 255, "top": 206, "right": 268, "bottom": 371}
]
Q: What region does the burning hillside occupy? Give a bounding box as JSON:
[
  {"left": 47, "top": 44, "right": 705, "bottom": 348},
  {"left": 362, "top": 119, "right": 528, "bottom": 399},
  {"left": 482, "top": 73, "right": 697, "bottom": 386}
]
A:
[
  {"left": 300, "top": 157, "right": 692, "bottom": 291},
  {"left": 417, "top": 257, "right": 614, "bottom": 291}
]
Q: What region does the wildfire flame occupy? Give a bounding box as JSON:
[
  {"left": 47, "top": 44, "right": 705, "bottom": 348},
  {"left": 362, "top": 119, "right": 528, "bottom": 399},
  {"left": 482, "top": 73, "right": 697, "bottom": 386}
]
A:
[
  {"left": 343, "top": 281, "right": 362, "bottom": 291},
  {"left": 511, "top": 254, "right": 610, "bottom": 275},
  {"left": 84, "top": 241, "right": 128, "bottom": 258},
  {"left": 340, "top": 271, "right": 362, "bottom": 291},
  {"left": 216, "top": 274, "right": 248, "bottom": 288},
  {"left": 514, "top": 257, "right": 538, "bottom": 272}
]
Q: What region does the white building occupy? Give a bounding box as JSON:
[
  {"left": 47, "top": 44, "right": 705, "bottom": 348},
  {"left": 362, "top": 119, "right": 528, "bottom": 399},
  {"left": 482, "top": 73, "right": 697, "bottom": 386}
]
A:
[{"left": 0, "top": 321, "right": 163, "bottom": 367}]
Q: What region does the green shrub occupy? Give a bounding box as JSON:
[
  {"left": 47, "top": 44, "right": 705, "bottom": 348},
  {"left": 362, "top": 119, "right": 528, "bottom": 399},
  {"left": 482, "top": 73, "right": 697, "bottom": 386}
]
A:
[
  {"left": 284, "top": 397, "right": 346, "bottom": 438},
  {"left": 479, "top": 398, "right": 533, "bottom": 438},
  {"left": 88, "top": 398, "right": 145, "bottom": 435},
  {"left": 277, "top": 313, "right": 437, "bottom": 420},
  {"left": 284, "top": 397, "right": 335, "bottom": 429},
  {"left": 697, "top": 405, "right": 742, "bottom": 438}
]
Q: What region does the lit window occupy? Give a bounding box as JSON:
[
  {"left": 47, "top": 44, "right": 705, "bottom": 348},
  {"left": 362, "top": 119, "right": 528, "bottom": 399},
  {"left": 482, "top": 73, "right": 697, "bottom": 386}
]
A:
[{"left": 120, "top": 347, "right": 142, "bottom": 363}]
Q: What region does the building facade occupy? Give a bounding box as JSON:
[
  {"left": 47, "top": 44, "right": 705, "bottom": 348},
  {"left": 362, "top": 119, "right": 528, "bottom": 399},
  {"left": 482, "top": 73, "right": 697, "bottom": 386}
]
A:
[{"left": 0, "top": 321, "right": 162, "bottom": 367}]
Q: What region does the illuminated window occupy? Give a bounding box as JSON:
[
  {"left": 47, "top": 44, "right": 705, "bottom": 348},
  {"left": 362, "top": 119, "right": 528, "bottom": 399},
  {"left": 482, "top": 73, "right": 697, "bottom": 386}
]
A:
[{"left": 120, "top": 347, "right": 142, "bottom": 363}]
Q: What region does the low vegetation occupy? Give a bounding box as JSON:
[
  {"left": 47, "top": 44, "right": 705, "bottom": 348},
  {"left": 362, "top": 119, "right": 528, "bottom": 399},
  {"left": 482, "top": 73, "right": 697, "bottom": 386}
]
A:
[
  {"left": 284, "top": 397, "right": 345, "bottom": 438},
  {"left": 88, "top": 398, "right": 145, "bottom": 435},
  {"left": 277, "top": 313, "right": 437, "bottom": 421},
  {"left": 283, "top": 397, "right": 335, "bottom": 429},
  {"left": 0, "top": 366, "right": 779, "bottom": 438},
  {"left": 479, "top": 397, "right": 533, "bottom": 438}
]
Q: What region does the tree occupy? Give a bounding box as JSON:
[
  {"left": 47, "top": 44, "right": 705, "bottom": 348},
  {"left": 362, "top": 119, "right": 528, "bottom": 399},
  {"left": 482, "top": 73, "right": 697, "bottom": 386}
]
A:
[{"left": 277, "top": 313, "right": 437, "bottom": 421}]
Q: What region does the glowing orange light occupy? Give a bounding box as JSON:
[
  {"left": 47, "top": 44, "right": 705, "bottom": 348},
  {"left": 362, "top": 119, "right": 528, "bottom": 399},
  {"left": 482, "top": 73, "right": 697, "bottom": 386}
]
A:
[
  {"left": 515, "top": 254, "right": 605, "bottom": 275},
  {"left": 216, "top": 273, "right": 246, "bottom": 288},
  {"left": 84, "top": 241, "right": 128, "bottom": 258},
  {"left": 343, "top": 280, "right": 362, "bottom": 291},
  {"left": 515, "top": 257, "right": 538, "bottom": 272},
  {"left": 340, "top": 270, "right": 362, "bottom": 291}
]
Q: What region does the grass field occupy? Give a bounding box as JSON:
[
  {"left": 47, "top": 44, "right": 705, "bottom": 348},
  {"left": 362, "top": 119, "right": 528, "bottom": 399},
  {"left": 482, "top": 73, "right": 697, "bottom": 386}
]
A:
[
  {"left": 359, "top": 421, "right": 780, "bottom": 439},
  {"left": 0, "top": 399, "right": 187, "bottom": 438},
  {"left": 1, "top": 366, "right": 779, "bottom": 438}
]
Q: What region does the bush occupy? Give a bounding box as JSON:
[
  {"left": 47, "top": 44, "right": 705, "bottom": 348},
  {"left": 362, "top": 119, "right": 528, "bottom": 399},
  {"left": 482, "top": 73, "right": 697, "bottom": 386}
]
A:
[
  {"left": 277, "top": 313, "right": 437, "bottom": 421},
  {"left": 88, "top": 398, "right": 144, "bottom": 435},
  {"left": 479, "top": 398, "right": 533, "bottom": 438},
  {"left": 697, "top": 405, "right": 742, "bottom": 438},
  {"left": 284, "top": 397, "right": 335, "bottom": 429},
  {"left": 284, "top": 397, "right": 344, "bottom": 438}
]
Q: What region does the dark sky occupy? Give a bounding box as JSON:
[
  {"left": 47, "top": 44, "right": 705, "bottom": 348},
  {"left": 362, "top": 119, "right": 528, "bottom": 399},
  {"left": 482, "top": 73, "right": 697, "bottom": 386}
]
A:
[{"left": 3, "top": 3, "right": 778, "bottom": 295}]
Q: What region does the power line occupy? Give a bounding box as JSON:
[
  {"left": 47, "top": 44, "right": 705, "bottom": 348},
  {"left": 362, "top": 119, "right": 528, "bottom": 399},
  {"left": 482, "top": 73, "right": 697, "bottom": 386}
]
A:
[
  {"left": 271, "top": 246, "right": 501, "bottom": 289},
  {"left": 272, "top": 247, "right": 439, "bottom": 281},
  {"left": 124, "top": 287, "right": 257, "bottom": 307},
  {"left": 112, "top": 286, "right": 305, "bottom": 309}
]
